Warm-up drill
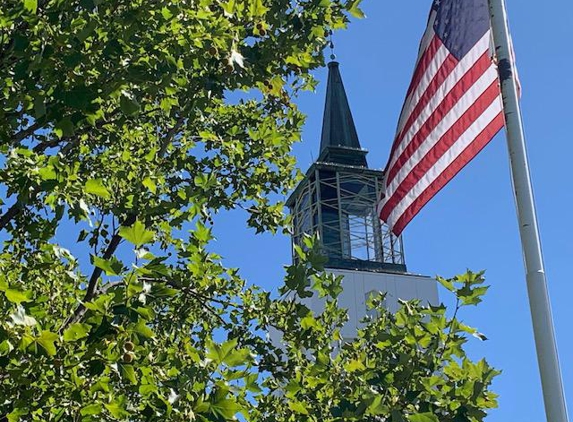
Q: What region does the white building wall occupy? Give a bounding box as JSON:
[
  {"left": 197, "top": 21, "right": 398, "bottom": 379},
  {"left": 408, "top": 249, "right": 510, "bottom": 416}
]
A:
[{"left": 307, "top": 269, "right": 439, "bottom": 339}]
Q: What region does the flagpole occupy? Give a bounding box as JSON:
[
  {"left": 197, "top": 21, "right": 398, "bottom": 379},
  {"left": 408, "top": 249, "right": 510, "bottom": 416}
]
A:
[{"left": 487, "top": 1, "right": 569, "bottom": 421}]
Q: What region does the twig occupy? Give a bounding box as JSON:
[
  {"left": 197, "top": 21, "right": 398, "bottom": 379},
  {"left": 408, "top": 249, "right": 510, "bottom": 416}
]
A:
[
  {"left": 139, "top": 277, "right": 242, "bottom": 309},
  {"left": 138, "top": 276, "right": 233, "bottom": 326},
  {"left": 436, "top": 298, "right": 461, "bottom": 363}
]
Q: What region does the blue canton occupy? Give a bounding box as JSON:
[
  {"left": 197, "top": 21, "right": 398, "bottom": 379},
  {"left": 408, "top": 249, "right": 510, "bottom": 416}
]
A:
[{"left": 433, "top": 0, "right": 491, "bottom": 60}]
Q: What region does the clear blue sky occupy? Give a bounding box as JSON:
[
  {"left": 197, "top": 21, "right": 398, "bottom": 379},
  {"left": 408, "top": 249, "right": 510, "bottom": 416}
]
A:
[{"left": 212, "top": 1, "right": 572, "bottom": 421}]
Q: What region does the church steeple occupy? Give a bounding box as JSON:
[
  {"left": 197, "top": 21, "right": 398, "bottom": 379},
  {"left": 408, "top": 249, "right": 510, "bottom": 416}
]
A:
[
  {"left": 286, "top": 61, "right": 406, "bottom": 273},
  {"left": 318, "top": 62, "right": 368, "bottom": 167},
  {"left": 282, "top": 59, "right": 438, "bottom": 341}
]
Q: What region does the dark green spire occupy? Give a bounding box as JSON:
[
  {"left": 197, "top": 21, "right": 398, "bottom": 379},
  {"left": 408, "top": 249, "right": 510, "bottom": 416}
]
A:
[{"left": 318, "top": 61, "right": 368, "bottom": 167}]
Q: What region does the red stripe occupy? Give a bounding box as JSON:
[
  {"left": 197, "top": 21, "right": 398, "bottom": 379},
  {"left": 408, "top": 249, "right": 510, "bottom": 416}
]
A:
[
  {"left": 385, "top": 36, "right": 443, "bottom": 165},
  {"left": 395, "top": 53, "right": 458, "bottom": 149},
  {"left": 405, "top": 36, "right": 442, "bottom": 100},
  {"left": 380, "top": 81, "right": 501, "bottom": 218},
  {"left": 387, "top": 112, "right": 505, "bottom": 236},
  {"left": 386, "top": 51, "right": 492, "bottom": 185}
]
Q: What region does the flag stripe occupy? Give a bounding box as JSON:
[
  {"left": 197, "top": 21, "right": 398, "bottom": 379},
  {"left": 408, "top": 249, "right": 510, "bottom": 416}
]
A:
[
  {"left": 387, "top": 53, "right": 496, "bottom": 185},
  {"left": 396, "top": 47, "right": 457, "bottom": 144},
  {"left": 380, "top": 79, "right": 501, "bottom": 217},
  {"left": 415, "top": 10, "right": 439, "bottom": 63},
  {"left": 390, "top": 37, "right": 449, "bottom": 161},
  {"left": 383, "top": 98, "right": 503, "bottom": 225},
  {"left": 390, "top": 112, "right": 505, "bottom": 234},
  {"left": 378, "top": 0, "right": 504, "bottom": 236},
  {"left": 391, "top": 33, "right": 492, "bottom": 173},
  {"left": 397, "top": 40, "right": 453, "bottom": 138},
  {"left": 404, "top": 36, "right": 444, "bottom": 102}
]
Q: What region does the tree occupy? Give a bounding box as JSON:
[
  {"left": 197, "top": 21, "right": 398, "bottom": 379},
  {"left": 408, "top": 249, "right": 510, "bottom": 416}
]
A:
[
  {"left": 0, "top": 0, "right": 499, "bottom": 421},
  {"left": 256, "top": 261, "right": 500, "bottom": 422}
]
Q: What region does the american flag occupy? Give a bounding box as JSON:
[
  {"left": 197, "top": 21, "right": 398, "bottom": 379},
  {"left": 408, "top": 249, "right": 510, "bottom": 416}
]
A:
[{"left": 378, "top": 0, "right": 505, "bottom": 235}]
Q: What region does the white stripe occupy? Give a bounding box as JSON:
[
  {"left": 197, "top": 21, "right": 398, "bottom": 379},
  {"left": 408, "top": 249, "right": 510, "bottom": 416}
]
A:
[
  {"left": 386, "top": 66, "right": 499, "bottom": 195},
  {"left": 384, "top": 99, "right": 503, "bottom": 227},
  {"left": 395, "top": 12, "right": 438, "bottom": 137},
  {"left": 415, "top": 11, "right": 438, "bottom": 65},
  {"left": 391, "top": 31, "right": 492, "bottom": 172},
  {"left": 397, "top": 38, "right": 449, "bottom": 136}
]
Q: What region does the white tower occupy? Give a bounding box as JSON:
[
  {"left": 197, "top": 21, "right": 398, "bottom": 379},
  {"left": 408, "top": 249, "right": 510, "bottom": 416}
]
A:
[{"left": 286, "top": 62, "right": 438, "bottom": 339}]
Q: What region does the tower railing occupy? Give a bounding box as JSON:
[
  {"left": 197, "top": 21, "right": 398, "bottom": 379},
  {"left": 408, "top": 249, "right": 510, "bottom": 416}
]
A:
[{"left": 289, "top": 166, "right": 405, "bottom": 270}]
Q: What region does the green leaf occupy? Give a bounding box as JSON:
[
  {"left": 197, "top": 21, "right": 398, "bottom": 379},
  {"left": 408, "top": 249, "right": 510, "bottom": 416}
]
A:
[
  {"left": 139, "top": 383, "right": 157, "bottom": 397},
  {"left": 408, "top": 413, "right": 440, "bottom": 422},
  {"left": 34, "top": 96, "right": 46, "bottom": 118},
  {"left": 245, "top": 373, "right": 262, "bottom": 392},
  {"left": 344, "top": 359, "right": 366, "bottom": 372},
  {"left": 38, "top": 166, "right": 57, "bottom": 181},
  {"left": 301, "top": 315, "right": 318, "bottom": 330},
  {"left": 80, "top": 403, "right": 103, "bottom": 416},
  {"left": 119, "top": 220, "right": 155, "bottom": 246},
  {"left": 142, "top": 177, "right": 157, "bottom": 194},
  {"left": 23, "top": 0, "right": 37, "bottom": 13},
  {"left": 224, "top": 348, "right": 251, "bottom": 367},
  {"left": 105, "top": 396, "right": 130, "bottom": 419},
  {"left": 367, "top": 395, "right": 386, "bottom": 416},
  {"left": 77, "top": 20, "right": 97, "bottom": 43},
  {"left": 92, "top": 255, "right": 124, "bottom": 276},
  {"left": 119, "top": 363, "right": 138, "bottom": 384},
  {"left": 120, "top": 92, "right": 140, "bottom": 115},
  {"left": 249, "top": 0, "right": 268, "bottom": 17},
  {"left": 36, "top": 331, "right": 58, "bottom": 356},
  {"left": 54, "top": 117, "right": 75, "bottom": 138},
  {"left": 221, "top": 0, "right": 236, "bottom": 17},
  {"left": 211, "top": 398, "right": 242, "bottom": 419},
  {"left": 288, "top": 401, "right": 309, "bottom": 415},
  {"left": 0, "top": 340, "right": 14, "bottom": 356},
  {"left": 85, "top": 179, "right": 111, "bottom": 199},
  {"left": 208, "top": 338, "right": 249, "bottom": 366},
  {"left": 194, "top": 222, "right": 213, "bottom": 243},
  {"left": 7, "top": 408, "right": 28, "bottom": 422},
  {"left": 149, "top": 283, "right": 177, "bottom": 298},
  {"left": 437, "top": 276, "right": 456, "bottom": 292},
  {"left": 5, "top": 289, "right": 32, "bottom": 304},
  {"left": 161, "top": 6, "right": 173, "bottom": 20},
  {"left": 134, "top": 321, "right": 154, "bottom": 339},
  {"left": 347, "top": 0, "right": 365, "bottom": 18},
  {"left": 63, "top": 323, "right": 91, "bottom": 342},
  {"left": 9, "top": 306, "right": 37, "bottom": 326}
]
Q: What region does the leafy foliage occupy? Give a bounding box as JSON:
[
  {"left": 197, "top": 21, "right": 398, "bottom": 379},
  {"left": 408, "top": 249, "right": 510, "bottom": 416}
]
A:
[
  {"left": 0, "top": 0, "right": 498, "bottom": 421},
  {"left": 254, "top": 265, "right": 499, "bottom": 422}
]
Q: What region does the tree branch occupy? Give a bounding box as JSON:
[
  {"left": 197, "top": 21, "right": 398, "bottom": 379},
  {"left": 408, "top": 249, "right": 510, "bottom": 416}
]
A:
[
  {"left": 84, "top": 214, "right": 136, "bottom": 301},
  {"left": 59, "top": 214, "right": 136, "bottom": 332},
  {"left": 139, "top": 277, "right": 234, "bottom": 326},
  {"left": 158, "top": 116, "right": 185, "bottom": 157},
  {"left": 0, "top": 203, "right": 22, "bottom": 231},
  {"left": 12, "top": 121, "right": 43, "bottom": 145},
  {"left": 56, "top": 114, "right": 184, "bottom": 330}
]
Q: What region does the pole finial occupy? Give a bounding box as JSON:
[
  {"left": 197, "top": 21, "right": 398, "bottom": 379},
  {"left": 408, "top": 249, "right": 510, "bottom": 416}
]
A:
[{"left": 328, "top": 29, "right": 336, "bottom": 61}]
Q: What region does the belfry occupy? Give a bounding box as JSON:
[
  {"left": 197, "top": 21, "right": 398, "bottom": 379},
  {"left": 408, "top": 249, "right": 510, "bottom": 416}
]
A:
[{"left": 286, "top": 61, "right": 438, "bottom": 338}]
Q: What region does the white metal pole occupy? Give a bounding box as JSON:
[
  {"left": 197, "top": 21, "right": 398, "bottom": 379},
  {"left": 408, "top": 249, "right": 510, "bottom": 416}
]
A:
[{"left": 487, "top": 1, "right": 569, "bottom": 421}]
